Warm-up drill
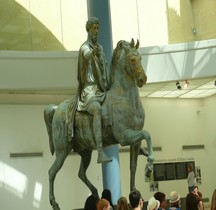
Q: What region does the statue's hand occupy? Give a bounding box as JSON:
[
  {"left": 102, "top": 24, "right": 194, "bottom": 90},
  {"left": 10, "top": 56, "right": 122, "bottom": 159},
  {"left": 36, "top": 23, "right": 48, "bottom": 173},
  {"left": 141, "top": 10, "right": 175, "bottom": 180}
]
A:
[
  {"left": 92, "top": 48, "right": 97, "bottom": 57},
  {"left": 92, "top": 45, "right": 101, "bottom": 57}
]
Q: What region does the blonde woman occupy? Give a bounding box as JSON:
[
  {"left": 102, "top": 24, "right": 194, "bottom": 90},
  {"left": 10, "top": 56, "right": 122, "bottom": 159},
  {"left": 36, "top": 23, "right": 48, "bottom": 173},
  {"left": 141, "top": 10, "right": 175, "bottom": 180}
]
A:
[
  {"left": 117, "top": 196, "right": 129, "bottom": 210},
  {"left": 97, "top": 198, "right": 110, "bottom": 210}
]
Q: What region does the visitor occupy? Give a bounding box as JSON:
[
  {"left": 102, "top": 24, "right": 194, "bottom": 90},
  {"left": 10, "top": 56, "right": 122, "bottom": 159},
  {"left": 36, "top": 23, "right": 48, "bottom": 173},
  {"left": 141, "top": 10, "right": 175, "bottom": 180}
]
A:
[
  {"left": 97, "top": 198, "right": 111, "bottom": 210},
  {"left": 154, "top": 191, "right": 167, "bottom": 210},
  {"left": 117, "top": 196, "right": 129, "bottom": 210},
  {"left": 210, "top": 189, "right": 216, "bottom": 210},
  {"left": 168, "top": 191, "right": 181, "bottom": 210},
  {"left": 147, "top": 196, "right": 160, "bottom": 210},
  {"left": 187, "top": 163, "right": 196, "bottom": 193},
  {"left": 84, "top": 194, "right": 99, "bottom": 210},
  {"left": 102, "top": 189, "right": 115, "bottom": 210},
  {"left": 129, "top": 189, "right": 144, "bottom": 210},
  {"left": 186, "top": 193, "right": 198, "bottom": 210}
]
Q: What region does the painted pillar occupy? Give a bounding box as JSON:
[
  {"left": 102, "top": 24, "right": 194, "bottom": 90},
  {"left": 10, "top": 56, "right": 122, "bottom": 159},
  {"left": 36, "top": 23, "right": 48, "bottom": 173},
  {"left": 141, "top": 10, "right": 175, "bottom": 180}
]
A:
[{"left": 87, "top": 0, "right": 121, "bottom": 205}]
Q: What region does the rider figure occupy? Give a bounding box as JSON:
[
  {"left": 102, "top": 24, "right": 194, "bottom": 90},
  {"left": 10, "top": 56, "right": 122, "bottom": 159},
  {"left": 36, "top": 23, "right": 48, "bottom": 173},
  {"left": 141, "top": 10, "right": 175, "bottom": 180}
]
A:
[{"left": 76, "top": 17, "right": 112, "bottom": 164}]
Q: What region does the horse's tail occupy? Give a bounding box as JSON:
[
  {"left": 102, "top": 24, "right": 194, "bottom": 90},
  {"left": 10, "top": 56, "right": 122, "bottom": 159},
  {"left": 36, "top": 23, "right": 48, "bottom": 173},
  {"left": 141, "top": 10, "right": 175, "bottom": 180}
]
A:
[{"left": 44, "top": 104, "right": 57, "bottom": 155}]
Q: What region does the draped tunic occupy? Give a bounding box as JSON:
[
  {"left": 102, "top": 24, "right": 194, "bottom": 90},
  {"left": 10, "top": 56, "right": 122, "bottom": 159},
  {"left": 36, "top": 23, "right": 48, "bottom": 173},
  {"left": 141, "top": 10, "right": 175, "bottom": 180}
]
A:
[{"left": 77, "top": 40, "right": 109, "bottom": 111}]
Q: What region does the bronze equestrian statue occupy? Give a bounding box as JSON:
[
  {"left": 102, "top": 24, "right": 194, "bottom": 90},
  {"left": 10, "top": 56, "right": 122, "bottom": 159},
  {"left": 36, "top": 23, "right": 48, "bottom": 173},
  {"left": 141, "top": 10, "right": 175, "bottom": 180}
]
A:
[{"left": 44, "top": 38, "right": 154, "bottom": 210}]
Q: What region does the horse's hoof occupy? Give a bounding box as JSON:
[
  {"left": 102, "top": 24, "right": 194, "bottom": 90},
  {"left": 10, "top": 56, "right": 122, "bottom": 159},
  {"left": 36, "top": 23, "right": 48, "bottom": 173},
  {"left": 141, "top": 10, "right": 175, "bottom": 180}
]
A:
[
  {"left": 145, "top": 169, "right": 152, "bottom": 178},
  {"left": 145, "top": 164, "right": 153, "bottom": 178}
]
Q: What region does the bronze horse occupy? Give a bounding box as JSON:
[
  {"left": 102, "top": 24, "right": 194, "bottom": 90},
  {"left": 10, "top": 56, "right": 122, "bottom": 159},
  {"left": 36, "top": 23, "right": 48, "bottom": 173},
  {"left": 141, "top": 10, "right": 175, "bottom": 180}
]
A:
[{"left": 44, "top": 39, "right": 154, "bottom": 210}]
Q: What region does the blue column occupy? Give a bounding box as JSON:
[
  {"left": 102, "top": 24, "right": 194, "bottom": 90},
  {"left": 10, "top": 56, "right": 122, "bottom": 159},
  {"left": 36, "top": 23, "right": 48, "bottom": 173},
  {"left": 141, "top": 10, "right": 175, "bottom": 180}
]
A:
[
  {"left": 87, "top": 0, "right": 122, "bottom": 205},
  {"left": 87, "top": 0, "right": 113, "bottom": 69},
  {"left": 102, "top": 145, "right": 121, "bottom": 205}
]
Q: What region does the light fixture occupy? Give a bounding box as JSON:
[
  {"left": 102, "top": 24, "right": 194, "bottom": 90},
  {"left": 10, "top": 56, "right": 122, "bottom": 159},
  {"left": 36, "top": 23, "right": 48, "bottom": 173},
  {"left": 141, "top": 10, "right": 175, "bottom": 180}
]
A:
[
  {"left": 192, "top": 28, "right": 197, "bottom": 35},
  {"left": 184, "top": 80, "right": 189, "bottom": 88},
  {"left": 176, "top": 81, "right": 182, "bottom": 90}
]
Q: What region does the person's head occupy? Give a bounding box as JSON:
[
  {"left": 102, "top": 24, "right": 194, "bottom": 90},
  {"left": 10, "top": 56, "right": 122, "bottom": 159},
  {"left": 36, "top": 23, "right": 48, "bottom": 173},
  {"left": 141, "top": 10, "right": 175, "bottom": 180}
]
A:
[
  {"left": 129, "top": 190, "right": 143, "bottom": 209},
  {"left": 117, "top": 196, "right": 129, "bottom": 210},
  {"left": 97, "top": 198, "right": 110, "bottom": 210},
  {"left": 147, "top": 197, "right": 160, "bottom": 210},
  {"left": 84, "top": 194, "right": 99, "bottom": 210},
  {"left": 193, "top": 186, "right": 199, "bottom": 195},
  {"left": 186, "top": 193, "right": 198, "bottom": 210},
  {"left": 193, "top": 186, "right": 202, "bottom": 203},
  {"left": 211, "top": 189, "right": 216, "bottom": 210},
  {"left": 154, "top": 191, "right": 167, "bottom": 209},
  {"left": 102, "top": 189, "right": 113, "bottom": 207},
  {"left": 188, "top": 163, "right": 193, "bottom": 172},
  {"left": 86, "top": 17, "right": 100, "bottom": 43},
  {"left": 169, "top": 191, "right": 181, "bottom": 208}
]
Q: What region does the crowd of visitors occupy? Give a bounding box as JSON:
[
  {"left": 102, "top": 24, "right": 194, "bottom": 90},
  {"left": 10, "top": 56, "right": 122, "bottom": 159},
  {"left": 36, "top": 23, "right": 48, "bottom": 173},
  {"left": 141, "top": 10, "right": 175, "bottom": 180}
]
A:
[{"left": 84, "top": 187, "right": 216, "bottom": 210}]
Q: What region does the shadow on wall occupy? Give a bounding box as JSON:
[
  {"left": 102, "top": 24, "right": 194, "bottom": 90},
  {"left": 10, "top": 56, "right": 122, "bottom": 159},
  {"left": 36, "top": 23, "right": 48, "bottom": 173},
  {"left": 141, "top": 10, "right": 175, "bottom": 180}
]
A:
[
  {"left": 0, "top": 0, "right": 65, "bottom": 51},
  {"left": 166, "top": 0, "right": 195, "bottom": 44},
  {"left": 166, "top": 0, "right": 216, "bottom": 44}
]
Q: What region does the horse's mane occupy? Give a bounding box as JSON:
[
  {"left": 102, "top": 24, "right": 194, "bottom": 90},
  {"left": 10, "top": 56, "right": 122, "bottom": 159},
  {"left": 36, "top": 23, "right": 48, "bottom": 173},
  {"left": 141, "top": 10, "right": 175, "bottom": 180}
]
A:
[{"left": 110, "top": 40, "right": 129, "bottom": 84}]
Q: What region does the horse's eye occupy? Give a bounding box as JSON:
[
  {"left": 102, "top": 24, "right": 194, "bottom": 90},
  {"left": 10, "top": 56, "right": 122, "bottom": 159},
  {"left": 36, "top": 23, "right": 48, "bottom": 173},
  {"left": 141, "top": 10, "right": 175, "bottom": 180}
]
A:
[{"left": 131, "top": 58, "right": 136, "bottom": 63}]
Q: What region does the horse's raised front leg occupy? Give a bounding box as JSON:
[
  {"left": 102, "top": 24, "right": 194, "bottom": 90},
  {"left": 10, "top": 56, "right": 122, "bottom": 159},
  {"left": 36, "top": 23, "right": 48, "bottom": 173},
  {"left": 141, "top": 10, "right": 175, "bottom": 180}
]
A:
[
  {"left": 120, "top": 129, "right": 154, "bottom": 178},
  {"left": 49, "top": 151, "right": 68, "bottom": 210},
  {"left": 141, "top": 130, "right": 154, "bottom": 178},
  {"left": 78, "top": 150, "right": 98, "bottom": 196},
  {"left": 130, "top": 142, "right": 141, "bottom": 191}
]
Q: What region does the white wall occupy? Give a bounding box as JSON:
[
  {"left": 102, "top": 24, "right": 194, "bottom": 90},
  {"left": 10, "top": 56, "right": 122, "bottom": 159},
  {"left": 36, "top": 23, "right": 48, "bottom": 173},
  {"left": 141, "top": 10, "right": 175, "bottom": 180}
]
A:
[
  {"left": 0, "top": 95, "right": 216, "bottom": 210},
  {"left": 0, "top": 51, "right": 78, "bottom": 90},
  {"left": 0, "top": 105, "right": 103, "bottom": 210}
]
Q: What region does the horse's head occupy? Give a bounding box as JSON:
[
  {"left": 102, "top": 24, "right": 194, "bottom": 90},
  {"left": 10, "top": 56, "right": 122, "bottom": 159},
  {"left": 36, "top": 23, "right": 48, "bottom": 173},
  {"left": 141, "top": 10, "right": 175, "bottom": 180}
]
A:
[{"left": 111, "top": 39, "right": 147, "bottom": 88}]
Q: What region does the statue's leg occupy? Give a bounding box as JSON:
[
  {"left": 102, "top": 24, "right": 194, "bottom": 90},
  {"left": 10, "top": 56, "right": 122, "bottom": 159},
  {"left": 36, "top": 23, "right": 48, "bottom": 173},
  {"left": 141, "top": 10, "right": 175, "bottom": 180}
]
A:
[
  {"left": 142, "top": 130, "right": 154, "bottom": 178},
  {"left": 48, "top": 151, "right": 68, "bottom": 210},
  {"left": 139, "top": 147, "right": 148, "bottom": 157},
  {"left": 78, "top": 150, "right": 99, "bottom": 196},
  {"left": 87, "top": 102, "right": 112, "bottom": 163},
  {"left": 119, "top": 129, "right": 154, "bottom": 178},
  {"left": 130, "top": 142, "right": 141, "bottom": 191}
]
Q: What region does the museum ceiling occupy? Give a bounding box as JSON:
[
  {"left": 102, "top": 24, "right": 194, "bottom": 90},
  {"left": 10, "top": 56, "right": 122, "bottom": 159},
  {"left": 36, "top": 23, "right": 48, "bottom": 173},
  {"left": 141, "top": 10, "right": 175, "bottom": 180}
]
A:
[
  {"left": 0, "top": 77, "right": 215, "bottom": 105},
  {"left": 139, "top": 77, "right": 216, "bottom": 99}
]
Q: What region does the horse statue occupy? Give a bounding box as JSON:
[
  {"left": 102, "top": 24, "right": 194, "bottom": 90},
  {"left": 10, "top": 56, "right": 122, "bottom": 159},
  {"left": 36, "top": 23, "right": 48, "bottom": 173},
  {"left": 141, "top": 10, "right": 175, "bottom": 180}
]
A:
[{"left": 44, "top": 39, "right": 154, "bottom": 210}]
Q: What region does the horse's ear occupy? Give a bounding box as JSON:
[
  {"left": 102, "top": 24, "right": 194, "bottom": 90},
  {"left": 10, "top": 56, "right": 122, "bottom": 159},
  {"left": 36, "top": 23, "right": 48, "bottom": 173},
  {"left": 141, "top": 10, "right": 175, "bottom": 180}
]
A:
[
  {"left": 130, "top": 38, "right": 135, "bottom": 48},
  {"left": 117, "top": 40, "right": 124, "bottom": 48},
  {"left": 135, "top": 39, "right": 139, "bottom": 49}
]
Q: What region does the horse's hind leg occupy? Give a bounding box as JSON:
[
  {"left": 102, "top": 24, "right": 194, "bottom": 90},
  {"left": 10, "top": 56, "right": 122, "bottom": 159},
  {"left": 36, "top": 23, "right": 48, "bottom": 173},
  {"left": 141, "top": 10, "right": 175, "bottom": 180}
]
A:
[
  {"left": 78, "top": 150, "right": 98, "bottom": 196},
  {"left": 130, "top": 142, "right": 141, "bottom": 191},
  {"left": 49, "top": 151, "right": 68, "bottom": 210}
]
